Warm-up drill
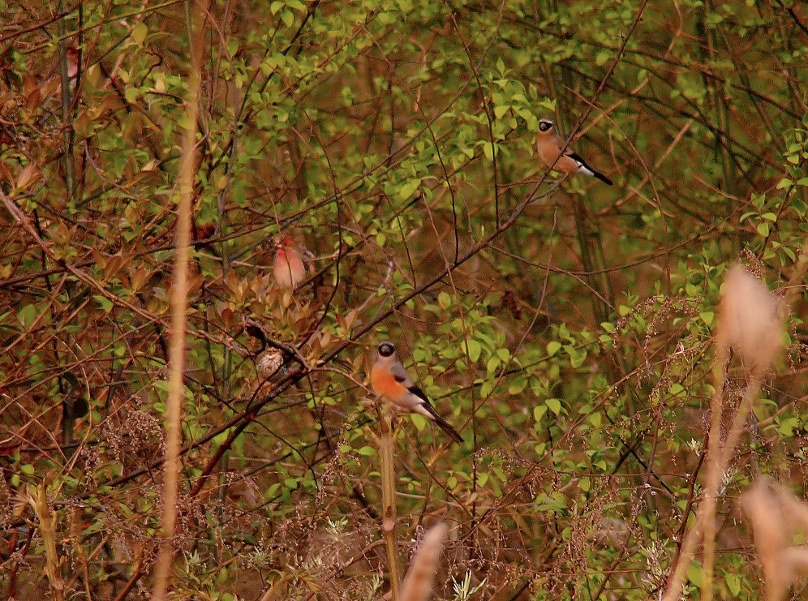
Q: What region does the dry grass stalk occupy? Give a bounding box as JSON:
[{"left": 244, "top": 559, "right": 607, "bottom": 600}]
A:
[
  {"left": 400, "top": 523, "right": 449, "bottom": 601},
  {"left": 740, "top": 480, "right": 808, "bottom": 601},
  {"left": 27, "top": 483, "right": 64, "bottom": 601},
  {"left": 150, "top": 2, "right": 209, "bottom": 599},
  {"left": 663, "top": 264, "right": 785, "bottom": 601},
  {"left": 380, "top": 411, "right": 401, "bottom": 601},
  {"left": 703, "top": 266, "right": 785, "bottom": 597}
]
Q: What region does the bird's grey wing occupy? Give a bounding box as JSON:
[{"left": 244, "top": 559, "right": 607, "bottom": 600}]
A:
[{"left": 390, "top": 362, "right": 414, "bottom": 386}]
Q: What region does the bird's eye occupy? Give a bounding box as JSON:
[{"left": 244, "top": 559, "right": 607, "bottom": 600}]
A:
[
  {"left": 539, "top": 121, "right": 552, "bottom": 132},
  {"left": 378, "top": 342, "right": 395, "bottom": 357}
]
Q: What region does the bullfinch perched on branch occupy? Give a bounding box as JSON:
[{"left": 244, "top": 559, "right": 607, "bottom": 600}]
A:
[
  {"left": 371, "top": 341, "right": 463, "bottom": 444},
  {"left": 536, "top": 117, "right": 613, "bottom": 185}
]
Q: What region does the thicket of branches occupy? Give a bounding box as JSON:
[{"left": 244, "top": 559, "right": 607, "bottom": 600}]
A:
[{"left": 1, "top": 0, "right": 807, "bottom": 599}]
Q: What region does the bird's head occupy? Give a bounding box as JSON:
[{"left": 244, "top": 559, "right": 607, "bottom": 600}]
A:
[
  {"left": 275, "top": 235, "right": 296, "bottom": 250},
  {"left": 377, "top": 341, "right": 396, "bottom": 358},
  {"left": 538, "top": 117, "right": 555, "bottom": 134}
]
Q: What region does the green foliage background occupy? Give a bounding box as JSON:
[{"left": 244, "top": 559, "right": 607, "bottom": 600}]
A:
[{"left": 0, "top": 0, "right": 806, "bottom": 598}]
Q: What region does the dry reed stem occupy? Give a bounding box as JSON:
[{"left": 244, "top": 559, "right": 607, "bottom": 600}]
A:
[
  {"left": 28, "top": 483, "right": 64, "bottom": 601},
  {"left": 150, "top": 1, "right": 208, "bottom": 599},
  {"left": 662, "top": 264, "right": 785, "bottom": 601},
  {"left": 400, "top": 523, "right": 449, "bottom": 601},
  {"left": 700, "top": 333, "right": 730, "bottom": 601},
  {"left": 703, "top": 266, "right": 784, "bottom": 600},
  {"left": 380, "top": 412, "right": 401, "bottom": 601}
]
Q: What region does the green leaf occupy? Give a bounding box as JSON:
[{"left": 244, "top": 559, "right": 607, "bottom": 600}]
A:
[
  {"left": 482, "top": 141, "right": 496, "bottom": 161},
  {"left": 565, "top": 345, "right": 587, "bottom": 369},
  {"left": 398, "top": 179, "right": 420, "bottom": 200},
  {"left": 508, "top": 377, "right": 527, "bottom": 395},
  {"left": 132, "top": 22, "right": 147, "bottom": 45},
  {"left": 781, "top": 246, "right": 796, "bottom": 261},
  {"left": 467, "top": 339, "right": 482, "bottom": 362},
  {"left": 534, "top": 404, "right": 547, "bottom": 423},
  {"left": 124, "top": 86, "right": 139, "bottom": 103},
  {"left": 17, "top": 304, "right": 38, "bottom": 328},
  {"left": 94, "top": 295, "right": 114, "bottom": 313},
  {"left": 595, "top": 50, "right": 611, "bottom": 66},
  {"left": 546, "top": 341, "right": 561, "bottom": 356},
  {"left": 438, "top": 291, "right": 451, "bottom": 309},
  {"left": 725, "top": 572, "right": 741, "bottom": 596},
  {"left": 687, "top": 561, "right": 703, "bottom": 587},
  {"left": 546, "top": 398, "right": 561, "bottom": 415}
]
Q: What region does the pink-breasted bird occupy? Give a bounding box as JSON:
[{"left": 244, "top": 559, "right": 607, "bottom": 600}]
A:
[{"left": 273, "top": 235, "right": 307, "bottom": 290}]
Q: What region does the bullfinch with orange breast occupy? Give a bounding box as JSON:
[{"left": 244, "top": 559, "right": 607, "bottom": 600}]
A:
[
  {"left": 273, "top": 235, "right": 307, "bottom": 290},
  {"left": 371, "top": 341, "right": 463, "bottom": 444},
  {"left": 536, "top": 117, "right": 613, "bottom": 185}
]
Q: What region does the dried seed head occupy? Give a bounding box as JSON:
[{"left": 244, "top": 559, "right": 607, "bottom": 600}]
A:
[
  {"left": 718, "top": 264, "right": 785, "bottom": 376},
  {"left": 401, "top": 523, "right": 449, "bottom": 601},
  {"left": 740, "top": 480, "right": 808, "bottom": 601}
]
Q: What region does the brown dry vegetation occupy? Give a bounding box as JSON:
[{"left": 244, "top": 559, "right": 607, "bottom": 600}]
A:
[{"left": 0, "top": 0, "right": 807, "bottom": 600}]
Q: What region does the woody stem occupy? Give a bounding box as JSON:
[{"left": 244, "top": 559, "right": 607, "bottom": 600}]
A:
[{"left": 379, "top": 411, "right": 401, "bottom": 601}]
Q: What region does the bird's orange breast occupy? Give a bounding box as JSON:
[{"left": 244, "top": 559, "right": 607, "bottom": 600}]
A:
[
  {"left": 536, "top": 139, "right": 561, "bottom": 166},
  {"left": 537, "top": 139, "right": 578, "bottom": 175},
  {"left": 371, "top": 364, "right": 405, "bottom": 400}
]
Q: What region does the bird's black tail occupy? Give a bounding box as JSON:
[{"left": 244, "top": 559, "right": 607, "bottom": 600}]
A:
[
  {"left": 568, "top": 151, "right": 613, "bottom": 186},
  {"left": 429, "top": 405, "right": 463, "bottom": 444},
  {"left": 432, "top": 413, "right": 464, "bottom": 444},
  {"left": 593, "top": 170, "right": 613, "bottom": 185},
  {"left": 420, "top": 400, "right": 464, "bottom": 444}
]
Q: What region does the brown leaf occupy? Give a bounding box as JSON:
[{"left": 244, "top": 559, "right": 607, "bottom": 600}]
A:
[{"left": 16, "top": 163, "right": 40, "bottom": 191}]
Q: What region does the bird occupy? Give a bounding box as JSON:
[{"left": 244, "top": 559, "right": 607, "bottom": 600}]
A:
[
  {"left": 535, "top": 117, "right": 613, "bottom": 185},
  {"left": 273, "top": 235, "right": 307, "bottom": 290},
  {"left": 370, "top": 341, "right": 463, "bottom": 444}
]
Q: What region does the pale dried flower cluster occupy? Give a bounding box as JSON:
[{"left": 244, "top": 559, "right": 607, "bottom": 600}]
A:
[
  {"left": 400, "top": 523, "right": 448, "bottom": 601},
  {"left": 740, "top": 480, "right": 808, "bottom": 601},
  {"left": 717, "top": 264, "right": 785, "bottom": 375}
]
